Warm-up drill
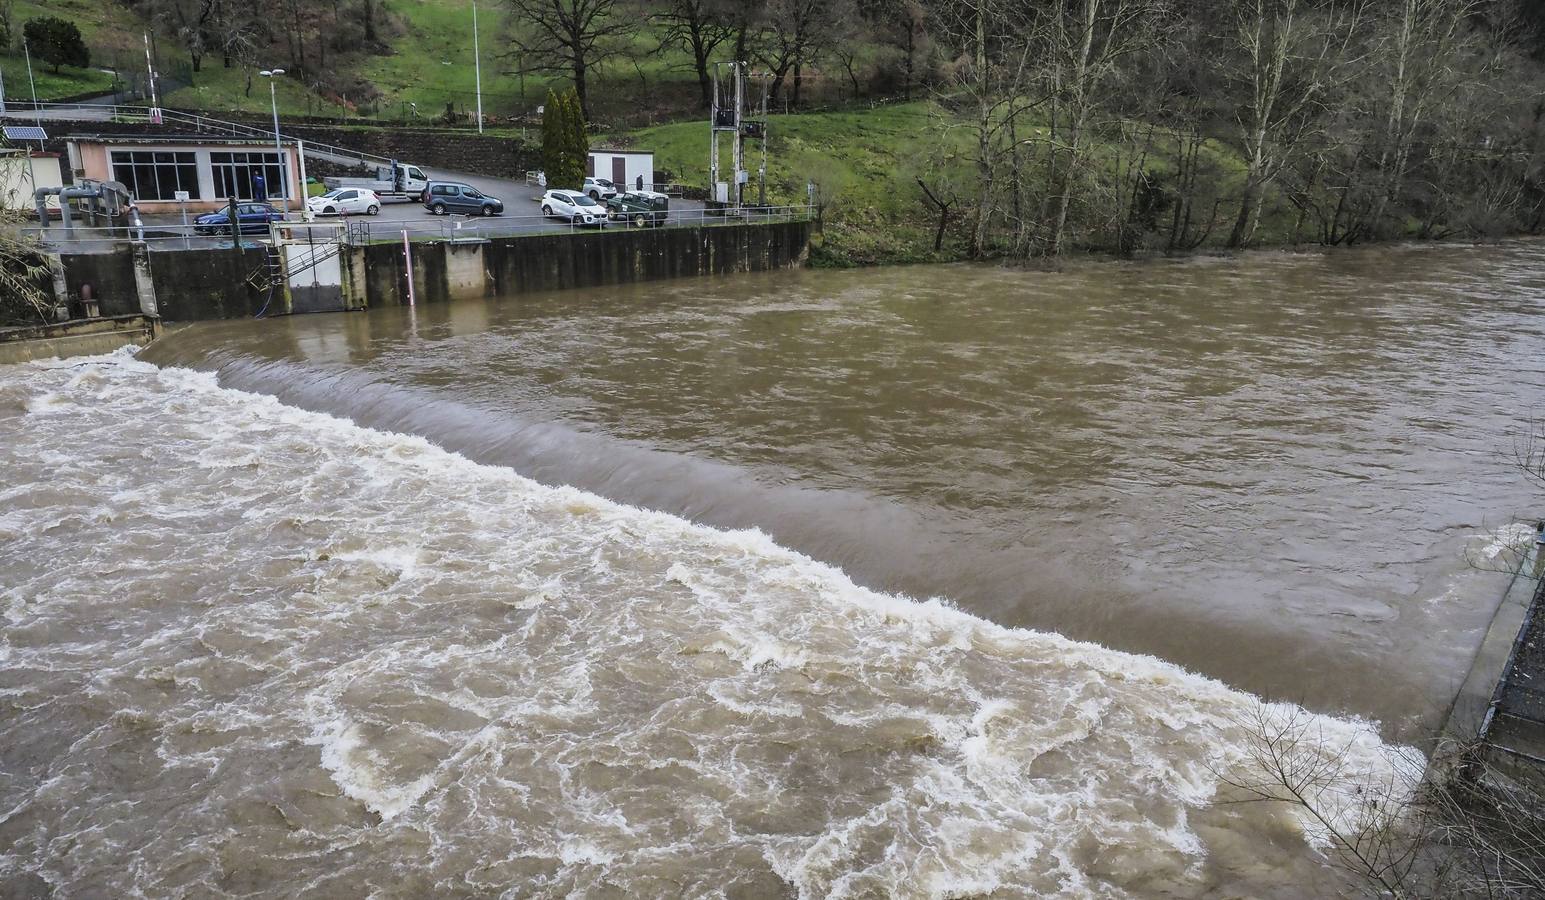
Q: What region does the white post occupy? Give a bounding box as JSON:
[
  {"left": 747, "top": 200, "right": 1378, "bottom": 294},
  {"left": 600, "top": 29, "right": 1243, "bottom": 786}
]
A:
[
  {"left": 296, "top": 139, "right": 311, "bottom": 220},
  {"left": 472, "top": 0, "right": 484, "bottom": 134},
  {"left": 1, "top": 64, "right": 8, "bottom": 114},
  {"left": 143, "top": 33, "right": 158, "bottom": 109},
  {"left": 402, "top": 230, "right": 416, "bottom": 306}
]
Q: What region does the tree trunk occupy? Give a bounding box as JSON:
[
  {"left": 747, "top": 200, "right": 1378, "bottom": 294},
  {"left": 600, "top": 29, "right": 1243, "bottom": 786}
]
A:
[
  {"left": 970, "top": 1, "right": 992, "bottom": 257},
  {"left": 1228, "top": 179, "right": 1261, "bottom": 248},
  {"left": 692, "top": 35, "right": 712, "bottom": 108},
  {"left": 573, "top": 59, "right": 590, "bottom": 119}
]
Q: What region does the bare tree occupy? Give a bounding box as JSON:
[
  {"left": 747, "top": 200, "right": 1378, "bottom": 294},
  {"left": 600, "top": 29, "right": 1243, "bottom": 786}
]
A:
[
  {"left": 1036, "top": 0, "right": 1169, "bottom": 257},
  {"left": 661, "top": 0, "right": 734, "bottom": 108},
  {"left": 500, "top": 0, "right": 636, "bottom": 118},
  {"left": 861, "top": 0, "right": 931, "bottom": 100},
  {"left": 1220, "top": 0, "right": 1366, "bottom": 248},
  {"left": 1227, "top": 702, "right": 1545, "bottom": 898},
  {"left": 762, "top": 0, "right": 847, "bottom": 108}
]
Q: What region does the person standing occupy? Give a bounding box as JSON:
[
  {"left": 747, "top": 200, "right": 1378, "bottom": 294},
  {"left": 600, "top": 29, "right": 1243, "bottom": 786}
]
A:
[
  {"left": 1534, "top": 521, "right": 1545, "bottom": 579},
  {"left": 252, "top": 173, "right": 268, "bottom": 204}
]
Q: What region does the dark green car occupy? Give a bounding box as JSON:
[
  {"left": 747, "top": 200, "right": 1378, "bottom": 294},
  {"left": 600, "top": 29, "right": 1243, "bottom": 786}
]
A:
[{"left": 605, "top": 191, "right": 669, "bottom": 227}]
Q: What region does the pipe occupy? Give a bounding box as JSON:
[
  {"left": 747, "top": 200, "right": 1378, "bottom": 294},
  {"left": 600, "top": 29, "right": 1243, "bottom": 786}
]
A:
[{"left": 33, "top": 184, "right": 112, "bottom": 230}]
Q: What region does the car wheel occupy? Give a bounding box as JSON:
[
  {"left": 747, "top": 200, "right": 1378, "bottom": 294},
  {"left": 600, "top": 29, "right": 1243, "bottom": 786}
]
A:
[
  {"left": 323, "top": 206, "right": 336, "bottom": 215},
  {"left": 432, "top": 203, "right": 447, "bottom": 216},
  {"left": 482, "top": 205, "right": 497, "bottom": 217},
  {"left": 588, "top": 190, "right": 600, "bottom": 200},
  {"left": 367, "top": 205, "right": 379, "bottom": 216},
  {"left": 542, "top": 205, "right": 552, "bottom": 216}
]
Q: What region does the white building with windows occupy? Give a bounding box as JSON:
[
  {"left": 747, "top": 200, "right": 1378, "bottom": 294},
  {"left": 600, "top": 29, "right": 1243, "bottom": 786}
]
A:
[{"left": 65, "top": 134, "right": 302, "bottom": 214}]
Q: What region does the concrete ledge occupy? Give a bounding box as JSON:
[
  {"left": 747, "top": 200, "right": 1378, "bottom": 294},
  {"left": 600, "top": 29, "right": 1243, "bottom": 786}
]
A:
[{"left": 0, "top": 315, "right": 162, "bottom": 364}]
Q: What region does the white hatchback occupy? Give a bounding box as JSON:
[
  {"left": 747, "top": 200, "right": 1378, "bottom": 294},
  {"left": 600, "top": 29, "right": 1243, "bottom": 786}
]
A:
[
  {"left": 540, "top": 190, "right": 608, "bottom": 227},
  {"left": 307, "top": 188, "right": 381, "bottom": 216}
]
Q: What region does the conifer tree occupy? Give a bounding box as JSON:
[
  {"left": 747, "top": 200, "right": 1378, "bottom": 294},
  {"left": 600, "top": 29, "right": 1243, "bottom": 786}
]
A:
[
  {"left": 565, "top": 88, "right": 590, "bottom": 187},
  {"left": 540, "top": 88, "right": 567, "bottom": 187}
]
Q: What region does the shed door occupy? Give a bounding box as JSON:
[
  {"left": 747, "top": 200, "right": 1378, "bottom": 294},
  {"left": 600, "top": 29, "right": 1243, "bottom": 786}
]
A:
[
  {"left": 587, "top": 155, "right": 596, "bottom": 177},
  {"left": 612, "top": 156, "right": 627, "bottom": 184}
]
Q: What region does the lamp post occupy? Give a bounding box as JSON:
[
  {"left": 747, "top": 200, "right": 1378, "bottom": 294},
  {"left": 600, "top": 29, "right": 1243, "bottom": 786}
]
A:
[
  {"left": 259, "top": 69, "right": 289, "bottom": 215},
  {"left": 24, "top": 39, "right": 40, "bottom": 127},
  {"left": 472, "top": 0, "right": 484, "bottom": 133}
]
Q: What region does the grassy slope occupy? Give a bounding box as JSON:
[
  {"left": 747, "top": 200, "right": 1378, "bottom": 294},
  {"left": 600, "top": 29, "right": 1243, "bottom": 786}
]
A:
[
  {"left": 358, "top": 0, "right": 702, "bottom": 116},
  {"left": 617, "top": 101, "right": 1278, "bottom": 264},
  {"left": 1, "top": 0, "right": 132, "bottom": 101}
]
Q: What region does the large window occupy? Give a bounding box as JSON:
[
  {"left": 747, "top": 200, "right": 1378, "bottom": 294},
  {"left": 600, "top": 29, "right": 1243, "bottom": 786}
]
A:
[
  {"left": 110, "top": 150, "right": 199, "bottom": 201},
  {"left": 211, "top": 151, "right": 288, "bottom": 201}
]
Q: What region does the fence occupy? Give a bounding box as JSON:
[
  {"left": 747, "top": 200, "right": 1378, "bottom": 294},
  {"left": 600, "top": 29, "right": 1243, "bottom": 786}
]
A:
[
  {"left": 14, "top": 204, "right": 817, "bottom": 252},
  {"left": 0, "top": 102, "right": 397, "bottom": 170}
]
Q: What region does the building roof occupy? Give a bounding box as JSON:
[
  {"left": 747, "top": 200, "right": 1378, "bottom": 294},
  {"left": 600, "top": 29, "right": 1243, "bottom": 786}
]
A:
[
  {"left": 65, "top": 134, "right": 297, "bottom": 147},
  {"left": 589, "top": 148, "right": 652, "bottom": 155}
]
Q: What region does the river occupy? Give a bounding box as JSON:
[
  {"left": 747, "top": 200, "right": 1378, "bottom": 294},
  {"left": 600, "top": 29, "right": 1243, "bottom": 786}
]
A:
[{"left": 3, "top": 240, "right": 1542, "bottom": 897}]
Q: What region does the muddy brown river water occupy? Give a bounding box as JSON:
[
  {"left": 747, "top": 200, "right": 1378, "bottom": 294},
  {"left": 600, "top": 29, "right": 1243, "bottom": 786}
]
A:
[{"left": 3, "top": 241, "right": 1544, "bottom": 897}]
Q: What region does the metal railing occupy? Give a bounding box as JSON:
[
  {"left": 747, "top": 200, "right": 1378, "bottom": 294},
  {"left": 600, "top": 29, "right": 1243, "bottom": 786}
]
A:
[
  {"left": 2, "top": 101, "right": 397, "bottom": 169},
  {"left": 10, "top": 204, "right": 815, "bottom": 251},
  {"left": 340, "top": 204, "right": 815, "bottom": 244}
]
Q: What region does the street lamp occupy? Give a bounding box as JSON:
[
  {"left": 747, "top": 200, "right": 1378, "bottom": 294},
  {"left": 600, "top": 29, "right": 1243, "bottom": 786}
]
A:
[{"left": 259, "top": 69, "right": 289, "bottom": 215}]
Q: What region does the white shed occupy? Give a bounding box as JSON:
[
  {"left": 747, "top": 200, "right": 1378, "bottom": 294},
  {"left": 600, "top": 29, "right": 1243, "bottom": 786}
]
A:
[{"left": 588, "top": 149, "right": 655, "bottom": 191}]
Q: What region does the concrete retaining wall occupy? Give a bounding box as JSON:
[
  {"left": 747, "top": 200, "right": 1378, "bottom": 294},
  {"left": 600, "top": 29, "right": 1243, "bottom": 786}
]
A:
[
  {"left": 348, "top": 220, "right": 815, "bottom": 308},
  {"left": 56, "top": 247, "right": 275, "bottom": 321},
  {"left": 44, "top": 221, "right": 813, "bottom": 321}
]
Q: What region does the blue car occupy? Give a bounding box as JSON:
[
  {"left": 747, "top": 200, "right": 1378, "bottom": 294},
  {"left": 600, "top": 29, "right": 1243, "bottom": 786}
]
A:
[{"left": 194, "top": 203, "right": 285, "bottom": 236}]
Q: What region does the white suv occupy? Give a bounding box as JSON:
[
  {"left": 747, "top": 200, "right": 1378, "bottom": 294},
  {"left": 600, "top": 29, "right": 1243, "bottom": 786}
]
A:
[
  {"left": 540, "top": 190, "right": 608, "bottom": 227},
  {"left": 583, "top": 177, "right": 618, "bottom": 201}
]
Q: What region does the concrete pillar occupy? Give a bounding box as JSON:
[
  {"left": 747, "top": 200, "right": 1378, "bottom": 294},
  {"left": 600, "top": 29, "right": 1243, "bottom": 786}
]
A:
[
  {"left": 444, "top": 240, "right": 489, "bottom": 299},
  {"left": 46, "top": 253, "right": 68, "bottom": 319},
  {"left": 131, "top": 243, "right": 159, "bottom": 318}
]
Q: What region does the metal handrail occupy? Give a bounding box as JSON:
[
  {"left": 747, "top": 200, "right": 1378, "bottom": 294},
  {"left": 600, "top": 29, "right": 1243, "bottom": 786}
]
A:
[
  {"left": 9, "top": 204, "right": 816, "bottom": 248},
  {"left": 3, "top": 101, "right": 397, "bottom": 169}
]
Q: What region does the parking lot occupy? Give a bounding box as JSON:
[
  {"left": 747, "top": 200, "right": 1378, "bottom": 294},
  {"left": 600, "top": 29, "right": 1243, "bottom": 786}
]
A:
[
  {"left": 15, "top": 165, "right": 818, "bottom": 253},
  {"left": 298, "top": 166, "right": 712, "bottom": 236}
]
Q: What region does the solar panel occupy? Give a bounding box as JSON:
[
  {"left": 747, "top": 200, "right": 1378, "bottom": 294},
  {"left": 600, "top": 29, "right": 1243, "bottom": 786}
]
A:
[{"left": 2, "top": 125, "right": 48, "bottom": 142}]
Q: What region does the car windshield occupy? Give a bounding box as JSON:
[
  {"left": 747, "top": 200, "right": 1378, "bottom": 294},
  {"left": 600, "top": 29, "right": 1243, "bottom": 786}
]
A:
[
  {"left": 575, "top": 195, "right": 599, "bottom": 207},
  {"left": 319, "top": 190, "right": 344, "bottom": 199}
]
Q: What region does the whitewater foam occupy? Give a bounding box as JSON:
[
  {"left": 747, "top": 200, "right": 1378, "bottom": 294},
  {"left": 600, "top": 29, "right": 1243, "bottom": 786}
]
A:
[{"left": 0, "top": 352, "right": 1421, "bottom": 898}]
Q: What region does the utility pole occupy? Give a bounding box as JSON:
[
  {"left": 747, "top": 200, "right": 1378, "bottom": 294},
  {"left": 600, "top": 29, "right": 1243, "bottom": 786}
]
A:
[
  {"left": 472, "top": 0, "right": 484, "bottom": 133},
  {"left": 710, "top": 61, "right": 756, "bottom": 213},
  {"left": 24, "top": 40, "right": 40, "bottom": 127}
]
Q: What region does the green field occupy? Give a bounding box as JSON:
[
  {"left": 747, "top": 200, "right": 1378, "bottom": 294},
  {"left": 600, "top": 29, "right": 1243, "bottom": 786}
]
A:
[{"left": 1, "top": 0, "right": 138, "bottom": 101}]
